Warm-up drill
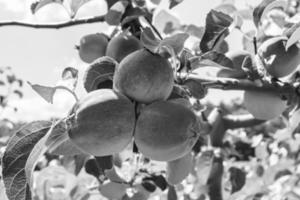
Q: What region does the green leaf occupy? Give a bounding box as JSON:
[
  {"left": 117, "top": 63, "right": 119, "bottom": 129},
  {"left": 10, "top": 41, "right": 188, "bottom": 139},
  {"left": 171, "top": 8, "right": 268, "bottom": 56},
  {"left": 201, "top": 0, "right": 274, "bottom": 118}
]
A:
[
  {"left": 214, "top": 3, "right": 237, "bottom": 16},
  {"left": 2, "top": 121, "right": 52, "bottom": 200},
  {"left": 105, "top": 0, "right": 119, "bottom": 9},
  {"left": 201, "top": 51, "right": 235, "bottom": 69},
  {"left": 105, "top": 0, "right": 129, "bottom": 26},
  {"left": 13, "top": 90, "right": 23, "bottom": 98},
  {"left": 160, "top": 33, "right": 189, "bottom": 55},
  {"left": 200, "top": 10, "right": 233, "bottom": 53},
  {"left": 169, "top": 0, "right": 183, "bottom": 9},
  {"left": 60, "top": 67, "right": 79, "bottom": 90},
  {"left": 28, "top": 82, "right": 56, "bottom": 103},
  {"left": 285, "top": 26, "right": 300, "bottom": 50},
  {"left": 253, "top": 0, "right": 286, "bottom": 28},
  {"left": 284, "top": 22, "right": 300, "bottom": 38},
  {"left": 121, "top": 7, "right": 146, "bottom": 25},
  {"left": 61, "top": 154, "right": 89, "bottom": 175},
  {"left": 69, "top": 0, "right": 92, "bottom": 18},
  {"left": 31, "top": 0, "right": 64, "bottom": 14},
  {"left": 140, "top": 27, "right": 161, "bottom": 53},
  {"left": 25, "top": 120, "right": 69, "bottom": 189},
  {"left": 150, "top": 0, "right": 161, "bottom": 5},
  {"left": 167, "top": 185, "right": 177, "bottom": 200},
  {"left": 229, "top": 167, "right": 246, "bottom": 194}
]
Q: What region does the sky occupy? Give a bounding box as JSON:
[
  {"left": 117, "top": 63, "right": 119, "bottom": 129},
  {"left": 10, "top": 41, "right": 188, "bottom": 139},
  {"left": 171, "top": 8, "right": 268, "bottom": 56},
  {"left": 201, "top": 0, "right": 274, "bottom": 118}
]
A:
[{"left": 0, "top": 0, "right": 260, "bottom": 122}]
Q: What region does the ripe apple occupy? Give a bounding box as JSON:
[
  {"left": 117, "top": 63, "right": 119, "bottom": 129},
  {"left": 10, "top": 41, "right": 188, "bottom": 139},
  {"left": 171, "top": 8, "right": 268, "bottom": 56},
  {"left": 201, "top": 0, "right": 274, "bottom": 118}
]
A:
[
  {"left": 78, "top": 33, "right": 108, "bottom": 63},
  {"left": 68, "top": 89, "right": 135, "bottom": 156},
  {"left": 113, "top": 49, "right": 174, "bottom": 103}
]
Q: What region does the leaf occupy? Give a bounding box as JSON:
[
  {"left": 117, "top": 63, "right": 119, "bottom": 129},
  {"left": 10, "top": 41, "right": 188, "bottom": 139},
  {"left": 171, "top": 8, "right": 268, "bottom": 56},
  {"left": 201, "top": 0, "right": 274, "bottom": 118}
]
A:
[
  {"left": 141, "top": 181, "right": 156, "bottom": 193},
  {"left": 105, "top": 0, "right": 129, "bottom": 26},
  {"left": 154, "top": 9, "right": 180, "bottom": 34},
  {"left": 229, "top": 167, "right": 246, "bottom": 194},
  {"left": 13, "top": 90, "right": 23, "bottom": 98},
  {"left": 167, "top": 185, "right": 177, "bottom": 200},
  {"left": 184, "top": 25, "right": 205, "bottom": 39},
  {"left": 214, "top": 3, "right": 237, "bottom": 16},
  {"left": 105, "top": 0, "right": 119, "bottom": 9},
  {"left": 61, "top": 154, "right": 88, "bottom": 175},
  {"left": 169, "top": 0, "right": 183, "bottom": 9},
  {"left": 83, "top": 56, "right": 117, "bottom": 92},
  {"left": 253, "top": 0, "right": 286, "bottom": 28},
  {"left": 201, "top": 51, "right": 235, "bottom": 68},
  {"left": 60, "top": 67, "right": 78, "bottom": 90},
  {"left": 121, "top": 7, "right": 146, "bottom": 25},
  {"left": 143, "top": 175, "right": 168, "bottom": 191},
  {"left": 94, "top": 156, "right": 113, "bottom": 171},
  {"left": 25, "top": 120, "right": 69, "bottom": 189},
  {"left": 140, "top": 27, "right": 161, "bottom": 53},
  {"left": 150, "top": 0, "right": 161, "bottom": 5},
  {"left": 31, "top": 0, "right": 64, "bottom": 14},
  {"left": 51, "top": 138, "right": 83, "bottom": 156},
  {"left": 284, "top": 22, "right": 300, "bottom": 38},
  {"left": 2, "top": 121, "right": 52, "bottom": 200},
  {"left": 285, "top": 26, "right": 300, "bottom": 50},
  {"left": 28, "top": 82, "right": 56, "bottom": 103},
  {"left": 69, "top": 0, "right": 92, "bottom": 18},
  {"left": 160, "top": 33, "right": 189, "bottom": 55},
  {"left": 200, "top": 10, "right": 233, "bottom": 53}
]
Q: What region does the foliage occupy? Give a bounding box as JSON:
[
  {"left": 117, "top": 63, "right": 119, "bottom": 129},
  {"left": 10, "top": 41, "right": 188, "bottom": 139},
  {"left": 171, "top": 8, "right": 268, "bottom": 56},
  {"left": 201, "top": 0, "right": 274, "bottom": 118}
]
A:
[{"left": 2, "top": 0, "right": 300, "bottom": 200}]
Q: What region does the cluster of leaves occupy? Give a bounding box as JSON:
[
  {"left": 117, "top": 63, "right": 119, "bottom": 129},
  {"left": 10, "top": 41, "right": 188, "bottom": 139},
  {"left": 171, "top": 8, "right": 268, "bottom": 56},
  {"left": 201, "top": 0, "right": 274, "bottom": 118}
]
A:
[{"left": 3, "top": 0, "right": 300, "bottom": 200}]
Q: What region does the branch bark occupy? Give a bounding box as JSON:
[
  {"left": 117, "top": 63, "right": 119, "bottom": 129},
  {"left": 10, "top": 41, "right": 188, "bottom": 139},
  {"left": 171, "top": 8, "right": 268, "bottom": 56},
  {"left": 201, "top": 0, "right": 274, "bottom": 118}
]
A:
[
  {"left": 179, "top": 72, "right": 299, "bottom": 95},
  {"left": 223, "top": 114, "right": 265, "bottom": 129},
  {"left": 0, "top": 15, "right": 105, "bottom": 29}
]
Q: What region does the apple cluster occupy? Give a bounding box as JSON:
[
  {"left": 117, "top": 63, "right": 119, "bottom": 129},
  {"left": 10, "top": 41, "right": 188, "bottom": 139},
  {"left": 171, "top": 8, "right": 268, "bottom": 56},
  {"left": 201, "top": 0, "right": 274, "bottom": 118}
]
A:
[{"left": 67, "top": 32, "right": 202, "bottom": 184}]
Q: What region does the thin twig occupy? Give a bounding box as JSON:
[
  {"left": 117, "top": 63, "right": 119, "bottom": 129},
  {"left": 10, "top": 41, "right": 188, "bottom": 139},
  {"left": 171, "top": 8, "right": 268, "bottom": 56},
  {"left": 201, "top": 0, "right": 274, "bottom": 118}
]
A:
[{"left": 0, "top": 15, "right": 105, "bottom": 29}]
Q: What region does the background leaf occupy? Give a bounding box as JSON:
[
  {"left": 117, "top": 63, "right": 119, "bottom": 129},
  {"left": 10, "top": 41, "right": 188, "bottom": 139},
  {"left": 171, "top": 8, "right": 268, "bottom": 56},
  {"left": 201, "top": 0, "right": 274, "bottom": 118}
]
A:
[
  {"left": 2, "top": 121, "right": 52, "bottom": 200},
  {"left": 69, "top": 0, "right": 92, "bottom": 18},
  {"left": 229, "top": 167, "right": 246, "bottom": 194},
  {"left": 285, "top": 26, "right": 300, "bottom": 50},
  {"left": 169, "top": 0, "right": 183, "bottom": 9},
  {"left": 160, "top": 33, "right": 189, "bottom": 55},
  {"left": 140, "top": 27, "right": 161, "bottom": 53},
  {"left": 28, "top": 82, "right": 56, "bottom": 103},
  {"left": 200, "top": 10, "right": 233, "bottom": 53},
  {"left": 105, "top": 0, "right": 129, "bottom": 25},
  {"left": 252, "top": 0, "right": 286, "bottom": 28},
  {"left": 31, "top": 0, "right": 64, "bottom": 14}
]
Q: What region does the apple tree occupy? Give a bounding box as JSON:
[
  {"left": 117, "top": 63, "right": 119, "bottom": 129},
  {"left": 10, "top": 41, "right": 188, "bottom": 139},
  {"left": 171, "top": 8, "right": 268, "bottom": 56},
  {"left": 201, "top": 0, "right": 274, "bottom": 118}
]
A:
[{"left": 2, "top": 0, "right": 300, "bottom": 200}]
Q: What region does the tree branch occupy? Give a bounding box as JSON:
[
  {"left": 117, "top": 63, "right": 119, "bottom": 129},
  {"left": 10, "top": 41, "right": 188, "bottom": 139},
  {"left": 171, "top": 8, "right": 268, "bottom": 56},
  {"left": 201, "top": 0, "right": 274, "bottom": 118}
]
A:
[
  {"left": 223, "top": 114, "right": 265, "bottom": 129},
  {"left": 179, "top": 72, "right": 299, "bottom": 95},
  {"left": 207, "top": 156, "right": 224, "bottom": 200},
  {"left": 0, "top": 15, "right": 105, "bottom": 29}
]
